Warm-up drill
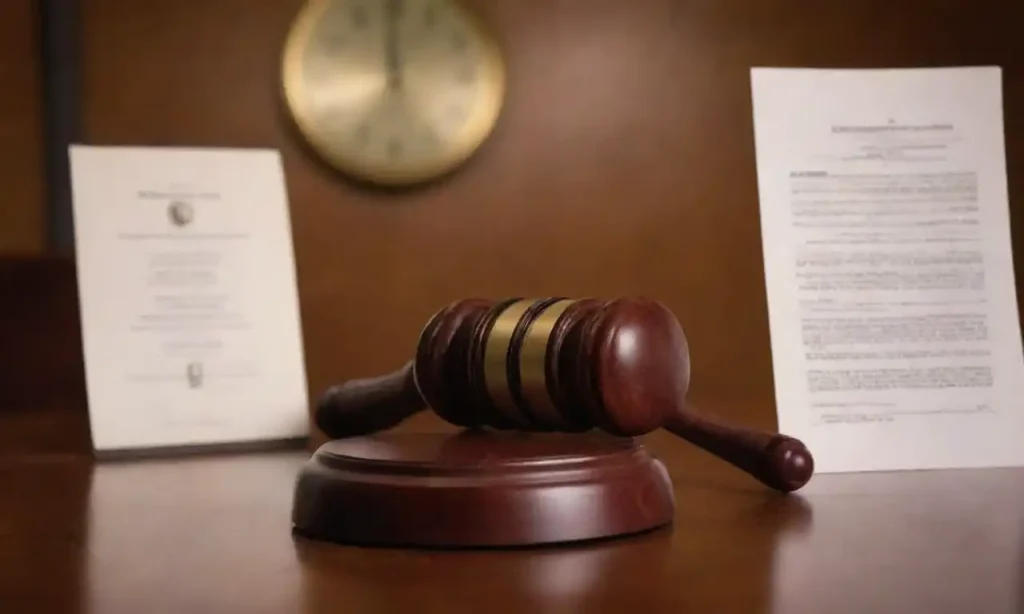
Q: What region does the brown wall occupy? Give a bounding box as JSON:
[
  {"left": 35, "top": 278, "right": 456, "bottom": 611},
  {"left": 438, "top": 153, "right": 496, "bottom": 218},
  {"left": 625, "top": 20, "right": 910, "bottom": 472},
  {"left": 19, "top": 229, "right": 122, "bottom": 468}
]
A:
[
  {"left": 73, "top": 0, "right": 1024, "bottom": 430},
  {"left": 0, "top": 0, "right": 45, "bottom": 254}
]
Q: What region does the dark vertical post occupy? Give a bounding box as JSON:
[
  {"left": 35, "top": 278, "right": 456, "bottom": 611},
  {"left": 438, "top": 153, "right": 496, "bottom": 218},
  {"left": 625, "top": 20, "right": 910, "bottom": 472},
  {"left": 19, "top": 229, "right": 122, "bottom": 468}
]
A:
[{"left": 38, "top": 0, "right": 80, "bottom": 254}]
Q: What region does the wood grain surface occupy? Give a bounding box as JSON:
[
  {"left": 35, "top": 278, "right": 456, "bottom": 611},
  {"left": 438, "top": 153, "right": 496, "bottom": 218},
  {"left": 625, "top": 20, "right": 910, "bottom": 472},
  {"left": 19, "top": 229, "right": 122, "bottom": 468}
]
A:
[
  {"left": 0, "top": 257, "right": 91, "bottom": 453},
  {"left": 4, "top": 4, "right": 1024, "bottom": 611},
  {"left": 2, "top": 409, "right": 1022, "bottom": 614},
  {"left": 74, "top": 0, "right": 1024, "bottom": 433},
  {"left": 0, "top": 0, "right": 44, "bottom": 254}
]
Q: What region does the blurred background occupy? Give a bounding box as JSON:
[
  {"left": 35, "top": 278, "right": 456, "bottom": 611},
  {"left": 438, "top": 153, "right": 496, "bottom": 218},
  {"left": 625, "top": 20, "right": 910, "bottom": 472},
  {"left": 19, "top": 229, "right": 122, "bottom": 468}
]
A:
[{"left": 2, "top": 0, "right": 1023, "bottom": 453}]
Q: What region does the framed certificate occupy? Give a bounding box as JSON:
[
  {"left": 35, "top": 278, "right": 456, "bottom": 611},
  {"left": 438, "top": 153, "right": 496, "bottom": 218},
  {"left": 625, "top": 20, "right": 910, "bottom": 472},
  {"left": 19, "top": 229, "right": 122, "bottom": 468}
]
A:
[{"left": 68, "top": 145, "right": 310, "bottom": 453}]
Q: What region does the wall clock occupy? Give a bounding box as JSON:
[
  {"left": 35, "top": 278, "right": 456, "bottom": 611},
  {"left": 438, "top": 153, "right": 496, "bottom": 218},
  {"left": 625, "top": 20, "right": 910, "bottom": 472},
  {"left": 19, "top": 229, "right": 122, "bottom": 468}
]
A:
[{"left": 281, "top": 0, "right": 506, "bottom": 187}]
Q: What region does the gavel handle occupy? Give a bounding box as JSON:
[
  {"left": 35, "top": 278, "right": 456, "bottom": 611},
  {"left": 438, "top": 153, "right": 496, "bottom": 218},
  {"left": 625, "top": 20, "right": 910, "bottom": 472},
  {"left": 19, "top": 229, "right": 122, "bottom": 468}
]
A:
[
  {"left": 314, "top": 369, "right": 815, "bottom": 492},
  {"left": 315, "top": 361, "right": 427, "bottom": 438},
  {"left": 666, "top": 403, "right": 814, "bottom": 493}
]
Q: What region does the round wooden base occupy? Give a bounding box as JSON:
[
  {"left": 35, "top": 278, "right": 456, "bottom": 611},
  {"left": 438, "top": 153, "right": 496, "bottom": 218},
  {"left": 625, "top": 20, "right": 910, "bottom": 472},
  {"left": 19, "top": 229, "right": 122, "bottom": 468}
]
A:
[{"left": 291, "top": 429, "right": 676, "bottom": 548}]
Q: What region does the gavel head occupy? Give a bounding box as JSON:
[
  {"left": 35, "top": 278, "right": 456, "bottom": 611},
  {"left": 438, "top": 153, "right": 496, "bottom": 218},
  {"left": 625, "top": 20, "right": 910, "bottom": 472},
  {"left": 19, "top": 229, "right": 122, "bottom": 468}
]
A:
[{"left": 412, "top": 297, "right": 691, "bottom": 436}]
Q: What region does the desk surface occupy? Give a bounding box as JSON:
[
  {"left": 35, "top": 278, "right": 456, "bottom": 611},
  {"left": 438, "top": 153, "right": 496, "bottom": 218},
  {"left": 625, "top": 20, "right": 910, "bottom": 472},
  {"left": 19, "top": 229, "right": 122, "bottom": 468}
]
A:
[{"left": 2, "top": 414, "right": 1023, "bottom": 614}]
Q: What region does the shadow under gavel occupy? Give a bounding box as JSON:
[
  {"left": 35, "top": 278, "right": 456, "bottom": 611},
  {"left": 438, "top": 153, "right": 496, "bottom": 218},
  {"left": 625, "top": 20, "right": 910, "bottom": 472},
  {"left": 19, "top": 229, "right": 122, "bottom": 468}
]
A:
[{"left": 316, "top": 297, "right": 814, "bottom": 493}]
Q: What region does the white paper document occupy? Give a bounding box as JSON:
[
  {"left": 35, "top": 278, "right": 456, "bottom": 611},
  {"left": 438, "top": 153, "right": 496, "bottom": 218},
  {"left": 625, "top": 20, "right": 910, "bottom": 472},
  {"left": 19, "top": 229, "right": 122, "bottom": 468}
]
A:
[
  {"left": 750, "top": 66, "right": 1024, "bottom": 473},
  {"left": 69, "top": 145, "right": 309, "bottom": 452}
]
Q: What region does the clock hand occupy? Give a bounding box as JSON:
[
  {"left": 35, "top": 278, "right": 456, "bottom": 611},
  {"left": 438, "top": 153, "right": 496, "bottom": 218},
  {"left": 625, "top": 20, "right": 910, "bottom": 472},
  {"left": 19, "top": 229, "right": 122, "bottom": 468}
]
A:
[{"left": 384, "top": 0, "right": 403, "bottom": 90}]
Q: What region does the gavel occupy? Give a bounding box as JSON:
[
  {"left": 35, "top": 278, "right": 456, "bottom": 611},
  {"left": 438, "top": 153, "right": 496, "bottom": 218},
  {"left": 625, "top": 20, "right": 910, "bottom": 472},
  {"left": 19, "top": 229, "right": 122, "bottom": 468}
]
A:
[{"left": 316, "top": 297, "right": 814, "bottom": 492}]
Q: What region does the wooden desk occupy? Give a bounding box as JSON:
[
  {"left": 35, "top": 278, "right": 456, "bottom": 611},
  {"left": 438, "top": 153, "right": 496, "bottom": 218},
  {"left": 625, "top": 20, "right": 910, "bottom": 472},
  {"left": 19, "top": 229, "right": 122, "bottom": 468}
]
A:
[{"left": 2, "top": 411, "right": 1022, "bottom": 614}]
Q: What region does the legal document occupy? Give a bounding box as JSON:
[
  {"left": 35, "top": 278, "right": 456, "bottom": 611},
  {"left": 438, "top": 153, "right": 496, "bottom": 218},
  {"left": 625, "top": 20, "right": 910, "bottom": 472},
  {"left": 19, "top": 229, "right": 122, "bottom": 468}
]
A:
[
  {"left": 750, "top": 66, "right": 1024, "bottom": 473},
  {"left": 69, "top": 145, "right": 309, "bottom": 453}
]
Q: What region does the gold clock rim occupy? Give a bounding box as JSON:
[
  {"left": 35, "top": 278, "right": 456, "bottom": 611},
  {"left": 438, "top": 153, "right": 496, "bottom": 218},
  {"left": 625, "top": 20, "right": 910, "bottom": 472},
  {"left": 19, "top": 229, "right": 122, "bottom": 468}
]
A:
[{"left": 280, "top": 0, "right": 507, "bottom": 186}]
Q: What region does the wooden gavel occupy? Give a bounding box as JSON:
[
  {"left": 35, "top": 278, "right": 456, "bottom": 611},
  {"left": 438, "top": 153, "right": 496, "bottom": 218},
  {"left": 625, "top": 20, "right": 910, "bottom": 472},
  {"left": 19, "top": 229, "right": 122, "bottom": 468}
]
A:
[{"left": 316, "top": 297, "right": 814, "bottom": 492}]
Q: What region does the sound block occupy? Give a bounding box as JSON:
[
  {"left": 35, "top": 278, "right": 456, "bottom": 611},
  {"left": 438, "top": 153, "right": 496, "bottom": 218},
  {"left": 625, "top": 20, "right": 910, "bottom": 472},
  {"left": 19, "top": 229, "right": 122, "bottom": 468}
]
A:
[{"left": 291, "top": 429, "right": 676, "bottom": 548}]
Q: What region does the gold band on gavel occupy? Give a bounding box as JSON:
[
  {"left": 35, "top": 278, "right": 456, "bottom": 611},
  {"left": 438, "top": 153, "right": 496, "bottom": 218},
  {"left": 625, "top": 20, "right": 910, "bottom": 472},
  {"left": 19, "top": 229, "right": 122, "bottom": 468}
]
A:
[
  {"left": 517, "top": 299, "right": 576, "bottom": 423},
  {"left": 483, "top": 299, "right": 537, "bottom": 418}
]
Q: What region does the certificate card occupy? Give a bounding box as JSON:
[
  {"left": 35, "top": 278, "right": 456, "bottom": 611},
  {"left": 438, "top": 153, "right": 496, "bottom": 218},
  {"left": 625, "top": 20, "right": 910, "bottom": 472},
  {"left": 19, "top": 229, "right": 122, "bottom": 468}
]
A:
[
  {"left": 69, "top": 145, "right": 309, "bottom": 453},
  {"left": 750, "top": 66, "right": 1024, "bottom": 473}
]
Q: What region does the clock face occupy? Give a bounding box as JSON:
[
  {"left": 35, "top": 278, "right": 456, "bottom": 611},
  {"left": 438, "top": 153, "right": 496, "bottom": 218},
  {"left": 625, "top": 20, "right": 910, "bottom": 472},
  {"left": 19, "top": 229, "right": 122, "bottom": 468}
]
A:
[{"left": 281, "top": 0, "right": 506, "bottom": 186}]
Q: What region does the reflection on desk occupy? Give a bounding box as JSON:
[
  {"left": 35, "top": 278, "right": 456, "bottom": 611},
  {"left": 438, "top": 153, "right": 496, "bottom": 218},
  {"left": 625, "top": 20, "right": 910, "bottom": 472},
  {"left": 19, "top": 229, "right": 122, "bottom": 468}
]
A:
[{"left": 1, "top": 427, "right": 1022, "bottom": 614}]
